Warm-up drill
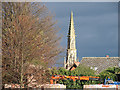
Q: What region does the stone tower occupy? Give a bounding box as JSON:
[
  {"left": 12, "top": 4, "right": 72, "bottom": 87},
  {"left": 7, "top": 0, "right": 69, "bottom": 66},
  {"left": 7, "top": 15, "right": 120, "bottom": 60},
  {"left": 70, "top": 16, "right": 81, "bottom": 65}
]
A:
[{"left": 64, "top": 11, "right": 77, "bottom": 70}]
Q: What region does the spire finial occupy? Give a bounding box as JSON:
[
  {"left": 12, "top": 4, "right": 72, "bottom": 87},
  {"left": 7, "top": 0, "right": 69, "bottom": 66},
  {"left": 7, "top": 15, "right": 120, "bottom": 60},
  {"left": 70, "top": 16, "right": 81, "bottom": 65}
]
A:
[
  {"left": 71, "top": 11, "right": 73, "bottom": 20},
  {"left": 71, "top": 11, "right": 73, "bottom": 15}
]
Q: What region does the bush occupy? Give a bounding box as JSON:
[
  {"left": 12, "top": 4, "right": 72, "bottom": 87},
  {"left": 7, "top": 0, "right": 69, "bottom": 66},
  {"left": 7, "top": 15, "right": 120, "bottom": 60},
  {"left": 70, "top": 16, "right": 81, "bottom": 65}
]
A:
[
  {"left": 99, "top": 67, "right": 120, "bottom": 81},
  {"left": 50, "top": 64, "right": 97, "bottom": 89}
]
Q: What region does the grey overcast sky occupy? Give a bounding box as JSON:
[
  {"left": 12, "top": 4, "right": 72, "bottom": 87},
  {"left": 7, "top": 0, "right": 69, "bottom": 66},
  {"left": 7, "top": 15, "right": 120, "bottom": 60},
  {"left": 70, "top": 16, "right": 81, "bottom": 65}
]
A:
[{"left": 45, "top": 2, "right": 118, "bottom": 66}]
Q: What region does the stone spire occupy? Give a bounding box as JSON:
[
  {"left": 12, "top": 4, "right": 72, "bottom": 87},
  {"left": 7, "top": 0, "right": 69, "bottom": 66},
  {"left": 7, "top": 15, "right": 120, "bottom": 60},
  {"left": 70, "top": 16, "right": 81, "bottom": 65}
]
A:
[{"left": 64, "top": 11, "right": 77, "bottom": 70}]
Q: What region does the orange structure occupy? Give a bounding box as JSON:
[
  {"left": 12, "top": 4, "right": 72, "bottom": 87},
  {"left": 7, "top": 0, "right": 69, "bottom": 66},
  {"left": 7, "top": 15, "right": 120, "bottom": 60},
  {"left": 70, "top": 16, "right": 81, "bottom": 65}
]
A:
[{"left": 50, "top": 75, "right": 100, "bottom": 84}]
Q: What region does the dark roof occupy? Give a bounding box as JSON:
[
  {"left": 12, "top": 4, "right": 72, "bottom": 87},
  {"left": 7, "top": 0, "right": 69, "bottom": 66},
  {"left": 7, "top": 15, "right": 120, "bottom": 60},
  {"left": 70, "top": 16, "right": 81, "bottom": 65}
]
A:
[
  {"left": 80, "top": 57, "right": 120, "bottom": 74},
  {"left": 69, "top": 62, "right": 80, "bottom": 71}
]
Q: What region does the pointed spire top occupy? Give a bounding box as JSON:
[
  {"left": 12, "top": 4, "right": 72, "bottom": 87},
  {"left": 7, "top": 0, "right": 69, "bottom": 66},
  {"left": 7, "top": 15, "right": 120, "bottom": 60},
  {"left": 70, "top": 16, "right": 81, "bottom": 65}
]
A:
[
  {"left": 68, "top": 11, "right": 75, "bottom": 37},
  {"left": 71, "top": 11, "right": 73, "bottom": 15},
  {"left": 69, "top": 11, "right": 74, "bottom": 34},
  {"left": 71, "top": 11, "right": 73, "bottom": 20}
]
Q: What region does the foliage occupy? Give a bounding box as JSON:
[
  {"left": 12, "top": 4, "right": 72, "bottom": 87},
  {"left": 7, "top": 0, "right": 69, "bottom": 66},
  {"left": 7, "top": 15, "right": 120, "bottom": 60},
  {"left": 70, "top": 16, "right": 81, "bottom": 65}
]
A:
[
  {"left": 72, "top": 64, "right": 95, "bottom": 76},
  {"left": 99, "top": 67, "right": 120, "bottom": 81},
  {"left": 49, "top": 66, "right": 120, "bottom": 89},
  {"left": 2, "top": 2, "right": 62, "bottom": 87},
  {"left": 50, "top": 65, "right": 97, "bottom": 89}
]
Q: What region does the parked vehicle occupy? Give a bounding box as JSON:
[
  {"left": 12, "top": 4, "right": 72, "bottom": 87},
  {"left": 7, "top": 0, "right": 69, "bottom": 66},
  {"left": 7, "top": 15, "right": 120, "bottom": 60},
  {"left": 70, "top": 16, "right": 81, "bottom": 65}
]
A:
[{"left": 104, "top": 78, "right": 120, "bottom": 85}]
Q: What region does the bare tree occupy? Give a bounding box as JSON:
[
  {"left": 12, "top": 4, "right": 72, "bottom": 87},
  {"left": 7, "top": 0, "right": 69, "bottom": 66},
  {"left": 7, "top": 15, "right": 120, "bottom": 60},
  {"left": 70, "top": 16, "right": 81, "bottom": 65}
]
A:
[{"left": 2, "top": 2, "right": 62, "bottom": 88}]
